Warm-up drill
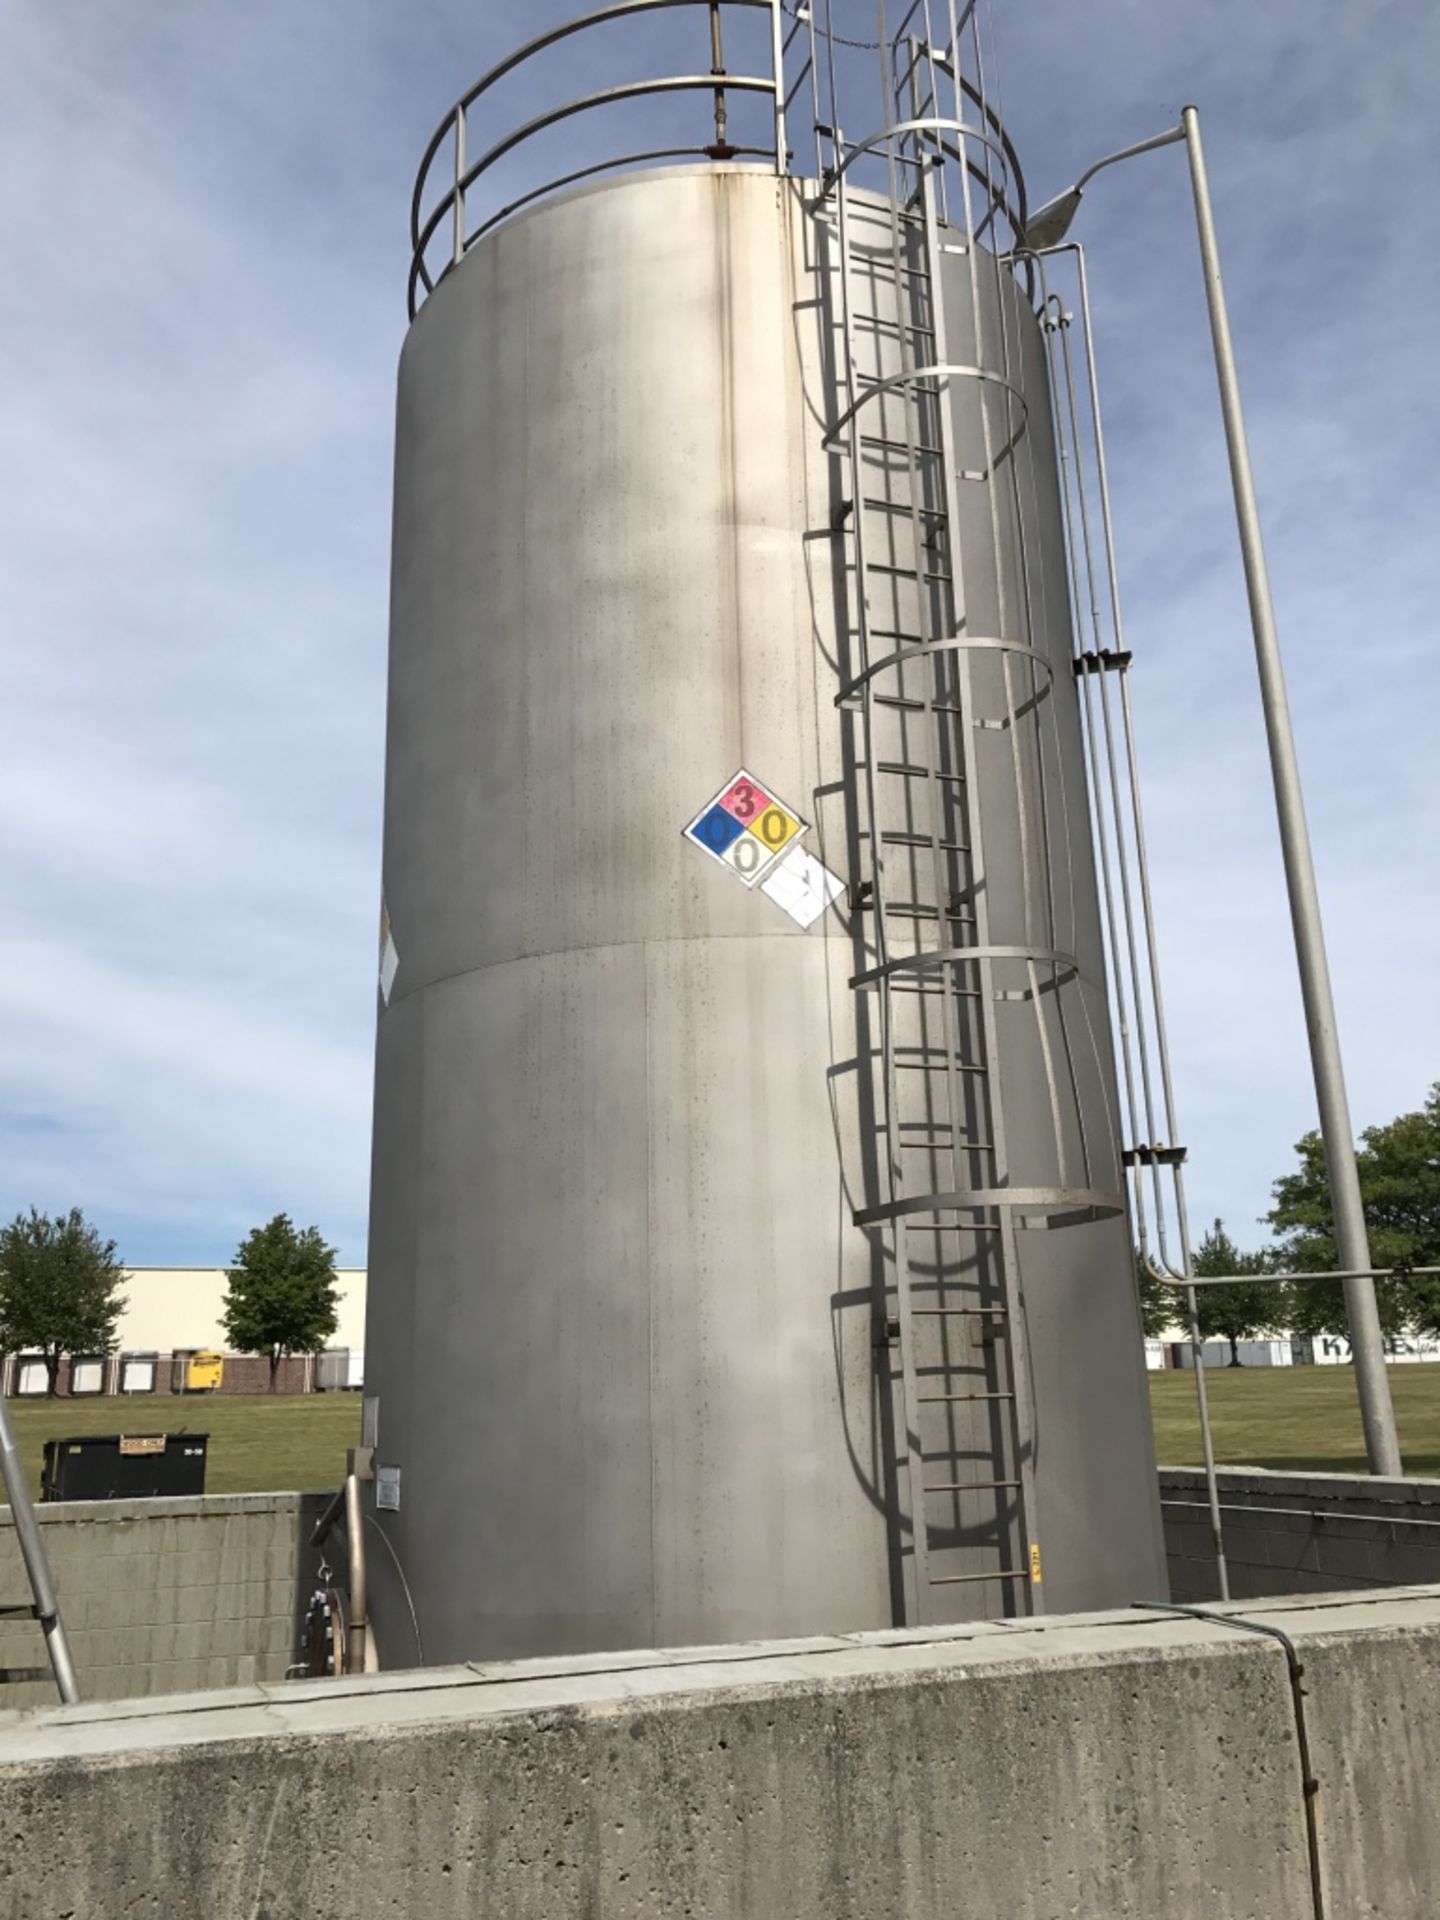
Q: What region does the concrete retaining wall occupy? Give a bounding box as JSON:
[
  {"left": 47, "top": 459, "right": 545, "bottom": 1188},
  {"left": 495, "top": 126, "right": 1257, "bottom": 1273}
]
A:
[
  {"left": 0, "top": 1492, "right": 325, "bottom": 1709},
  {"left": 0, "top": 1592, "right": 1435, "bottom": 1918},
  {"left": 1162, "top": 1466, "right": 1440, "bottom": 1601}
]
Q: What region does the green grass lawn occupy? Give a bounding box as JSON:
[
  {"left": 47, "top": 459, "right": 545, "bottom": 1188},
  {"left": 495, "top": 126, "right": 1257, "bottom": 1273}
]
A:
[
  {"left": 4, "top": 1365, "right": 1437, "bottom": 1502},
  {"left": 3, "top": 1393, "right": 363, "bottom": 1499},
  {"left": 1149, "top": 1363, "right": 1440, "bottom": 1477}
]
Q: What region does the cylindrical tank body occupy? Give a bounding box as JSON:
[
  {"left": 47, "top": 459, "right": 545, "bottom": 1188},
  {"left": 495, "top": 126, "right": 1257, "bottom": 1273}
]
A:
[{"left": 365, "top": 165, "right": 1166, "bottom": 1666}]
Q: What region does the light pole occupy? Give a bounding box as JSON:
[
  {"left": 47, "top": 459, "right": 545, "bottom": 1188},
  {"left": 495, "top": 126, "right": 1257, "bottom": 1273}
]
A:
[{"left": 1023, "top": 106, "right": 1403, "bottom": 1479}]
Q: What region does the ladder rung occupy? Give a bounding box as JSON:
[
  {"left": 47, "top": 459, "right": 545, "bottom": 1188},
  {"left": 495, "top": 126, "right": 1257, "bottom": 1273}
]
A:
[
  {"left": 910, "top": 1307, "right": 1007, "bottom": 1317},
  {"left": 871, "top": 696, "right": 965, "bottom": 717},
  {"left": 927, "top": 1569, "right": 1028, "bottom": 1586},
  {"left": 877, "top": 907, "right": 976, "bottom": 928},
  {"left": 0, "top": 1604, "right": 36, "bottom": 1619},
  {"left": 846, "top": 315, "right": 937, "bottom": 343},
  {"left": 845, "top": 258, "right": 931, "bottom": 286},
  {"left": 895, "top": 1059, "right": 987, "bottom": 1074},
  {"left": 852, "top": 557, "right": 952, "bottom": 585},
  {"left": 875, "top": 760, "right": 965, "bottom": 784},
  {"left": 923, "top": 1479, "right": 1021, "bottom": 1493},
  {"left": 864, "top": 830, "right": 969, "bottom": 853},
  {"left": 0, "top": 1666, "right": 51, "bottom": 1683},
  {"left": 859, "top": 433, "right": 945, "bottom": 459},
  {"left": 882, "top": 982, "right": 982, "bottom": 999},
  {"left": 899, "top": 1138, "right": 996, "bottom": 1153},
  {"left": 917, "top": 1391, "right": 1014, "bottom": 1403},
  {"left": 854, "top": 495, "right": 947, "bottom": 519},
  {"left": 892, "top": 1220, "right": 1003, "bottom": 1232}
]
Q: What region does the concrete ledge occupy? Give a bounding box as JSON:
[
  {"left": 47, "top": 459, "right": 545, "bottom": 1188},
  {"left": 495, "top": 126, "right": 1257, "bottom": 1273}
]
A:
[
  {"left": 0, "top": 1591, "right": 1436, "bottom": 1917},
  {"left": 1, "top": 1489, "right": 320, "bottom": 1527}
]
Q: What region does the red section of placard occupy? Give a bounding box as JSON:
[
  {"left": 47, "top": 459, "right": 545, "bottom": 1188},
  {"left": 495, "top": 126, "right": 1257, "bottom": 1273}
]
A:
[{"left": 718, "top": 773, "right": 775, "bottom": 825}]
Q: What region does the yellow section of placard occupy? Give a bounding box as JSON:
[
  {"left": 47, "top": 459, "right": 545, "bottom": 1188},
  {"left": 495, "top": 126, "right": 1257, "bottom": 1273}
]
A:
[
  {"left": 1029, "top": 1542, "right": 1042, "bottom": 1583},
  {"left": 748, "top": 804, "right": 801, "bottom": 854}
]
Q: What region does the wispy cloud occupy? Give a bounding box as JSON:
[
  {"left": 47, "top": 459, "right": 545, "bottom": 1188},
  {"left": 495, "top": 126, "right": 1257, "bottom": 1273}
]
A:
[{"left": 1, "top": 1, "right": 1434, "bottom": 1262}]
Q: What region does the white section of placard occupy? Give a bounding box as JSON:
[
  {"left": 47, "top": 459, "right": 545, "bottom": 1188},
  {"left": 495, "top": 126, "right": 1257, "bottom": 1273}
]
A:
[{"left": 760, "top": 843, "right": 845, "bottom": 928}]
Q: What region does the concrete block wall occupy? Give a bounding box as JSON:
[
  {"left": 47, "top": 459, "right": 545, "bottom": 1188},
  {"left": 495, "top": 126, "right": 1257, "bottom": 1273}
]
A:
[
  {"left": 0, "top": 1592, "right": 1436, "bottom": 1918},
  {"left": 0, "top": 1492, "right": 325, "bottom": 1709},
  {"left": 1161, "top": 1466, "right": 1440, "bottom": 1601}
]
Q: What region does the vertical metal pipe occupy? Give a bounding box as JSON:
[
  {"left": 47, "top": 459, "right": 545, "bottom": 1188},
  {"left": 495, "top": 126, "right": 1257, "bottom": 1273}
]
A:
[
  {"left": 343, "top": 1467, "right": 369, "bottom": 1675},
  {"left": 768, "top": 0, "right": 788, "bottom": 172},
  {"left": 709, "top": 2, "right": 729, "bottom": 151},
  {"left": 0, "top": 1396, "right": 80, "bottom": 1703},
  {"left": 451, "top": 108, "right": 466, "bottom": 270},
  {"left": 1181, "top": 105, "right": 1401, "bottom": 1479}
]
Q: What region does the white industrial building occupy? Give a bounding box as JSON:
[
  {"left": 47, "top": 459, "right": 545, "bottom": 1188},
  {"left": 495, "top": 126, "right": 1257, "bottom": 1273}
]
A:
[{"left": 1, "top": 1267, "right": 367, "bottom": 1396}]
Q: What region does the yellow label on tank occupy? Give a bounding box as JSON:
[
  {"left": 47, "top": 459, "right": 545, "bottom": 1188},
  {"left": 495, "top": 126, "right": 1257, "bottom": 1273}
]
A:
[{"left": 1029, "top": 1542, "right": 1042, "bottom": 1583}]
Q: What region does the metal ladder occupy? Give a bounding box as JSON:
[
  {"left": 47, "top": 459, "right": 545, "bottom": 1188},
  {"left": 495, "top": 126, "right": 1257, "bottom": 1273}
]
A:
[{"left": 817, "top": 86, "right": 1043, "bottom": 1623}]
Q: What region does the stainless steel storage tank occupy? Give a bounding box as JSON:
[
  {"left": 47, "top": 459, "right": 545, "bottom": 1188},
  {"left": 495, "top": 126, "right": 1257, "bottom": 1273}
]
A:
[{"left": 364, "top": 8, "right": 1167, "bottom": 1666}]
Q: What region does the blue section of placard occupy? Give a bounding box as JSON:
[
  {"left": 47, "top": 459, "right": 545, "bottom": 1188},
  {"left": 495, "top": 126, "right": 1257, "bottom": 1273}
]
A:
[{"left": 687, "top": 804, "right": 745, "bottom": 855}]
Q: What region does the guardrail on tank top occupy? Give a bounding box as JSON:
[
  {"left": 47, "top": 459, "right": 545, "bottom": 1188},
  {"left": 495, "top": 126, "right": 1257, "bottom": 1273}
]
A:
[{"left": 408, "top": 0, "right": 792, "bottom": 320}]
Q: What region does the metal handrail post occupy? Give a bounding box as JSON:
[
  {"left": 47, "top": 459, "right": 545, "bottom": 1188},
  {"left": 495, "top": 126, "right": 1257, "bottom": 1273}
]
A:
[
  {"left": 0, "top": 1395, "right": 80, "bottom": 1703},
  {"left": 1181, "top": 106, "right": 1401, "bottom": 1478},
  {"left": 769, "top": 0, "right": 787, "bottom": 171},
  {"left": 452, "top": 108, "right": 467, "bottom": 269}
]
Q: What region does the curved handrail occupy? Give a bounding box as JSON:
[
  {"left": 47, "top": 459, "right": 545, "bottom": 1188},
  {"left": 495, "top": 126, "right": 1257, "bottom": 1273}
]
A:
[
  {"left": 851, "top": 942, "right": 1080, "bottom": 990},
  {"left": 835, "top": 633, "right": 1054, "bottom": 708},
  {"left": 409, "top": 72, "right": 779, "bottom": 315},
  {"left": 409, "top": 0, "right": 786, "bottom": 317},
  {"left": 465, "top": 144, "right": 775, "bottom": 251},
  {"left": 410, "top": 0, "right": 779, "bottom": 247},
  {"left": 818, "top": 114, "right": 1023, "bottom": 244},
  {"left": 854, "top": 1184, "right": 1125, "bottom": 1228},
  {"left": 823, "top": 359, "right": 1027, "bottom": 451}
]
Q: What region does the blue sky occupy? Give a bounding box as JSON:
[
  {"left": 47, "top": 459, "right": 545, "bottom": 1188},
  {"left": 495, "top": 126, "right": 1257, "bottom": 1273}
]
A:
[{"left": 1, "top": 2, "right": 1435, "bottom": 1266}]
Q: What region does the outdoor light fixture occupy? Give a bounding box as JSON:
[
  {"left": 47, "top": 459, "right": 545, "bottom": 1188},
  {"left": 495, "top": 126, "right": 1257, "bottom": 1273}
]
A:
[
  {"left": 1019, "top": 123, "right": 1185, "bottom": 251},
  {"left": 1026, "top": 106, "right": 1403, "bottom": 1479}
]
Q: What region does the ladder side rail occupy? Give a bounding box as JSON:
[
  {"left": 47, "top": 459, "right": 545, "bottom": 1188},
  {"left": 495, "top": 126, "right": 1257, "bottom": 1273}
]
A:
[
  {"left": 935, "top": 101, "right": 1041, "bottom": 1612},
  {"left": 852, "top": 90, "right": 945, "bottom": 1617},
  {"left": 917, "top": 142, "right": 1044, "bottom": 1612},
  {"left": 830, "top": 128, "right": 932, "bottom": 1610}
]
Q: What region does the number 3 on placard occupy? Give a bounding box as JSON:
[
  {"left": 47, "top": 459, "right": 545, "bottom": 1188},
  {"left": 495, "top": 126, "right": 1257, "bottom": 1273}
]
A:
[{"left": 731, "top": 782, "right": 757, "bottom": 818}]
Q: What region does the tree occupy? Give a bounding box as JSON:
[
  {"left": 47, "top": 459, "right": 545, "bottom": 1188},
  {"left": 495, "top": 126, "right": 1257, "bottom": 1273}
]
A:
[
  {"left": 1191, "top": 1219, "right": 1283, "bottom": 1366},
  {"left": 1267, "top": 1083, "right": 1440, "bottom": 1343},
  {"left": 223, "top": 1215, "right": 339, "bottom": 1391},
  {"left": 0, "top": 1208, "right": 126, "bottom": 1395}
]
